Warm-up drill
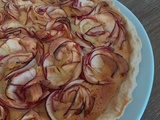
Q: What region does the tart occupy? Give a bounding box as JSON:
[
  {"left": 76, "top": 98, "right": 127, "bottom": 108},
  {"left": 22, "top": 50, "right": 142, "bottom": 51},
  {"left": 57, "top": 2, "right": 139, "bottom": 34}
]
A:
[{"left": 0, "top": 0, "right": 142, "bottom": 120}]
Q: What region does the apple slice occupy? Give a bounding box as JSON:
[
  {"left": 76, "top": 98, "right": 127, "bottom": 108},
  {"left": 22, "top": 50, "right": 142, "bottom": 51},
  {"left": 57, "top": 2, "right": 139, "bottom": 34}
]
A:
[
  {"left": 0, "top": 105, "right": 9, "bottom": 120},
  {"left": 4, "top": 1, "right": 20, "bottom": 20},
  {"left": 29, "top": 4, "right": 67, "bottom": 22}
]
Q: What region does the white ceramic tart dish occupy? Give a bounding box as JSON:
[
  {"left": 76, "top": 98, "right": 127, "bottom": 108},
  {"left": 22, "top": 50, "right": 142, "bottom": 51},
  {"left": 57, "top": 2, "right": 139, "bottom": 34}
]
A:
[{"left": 0, "top": 0, "right": 142, "bottom": 120}]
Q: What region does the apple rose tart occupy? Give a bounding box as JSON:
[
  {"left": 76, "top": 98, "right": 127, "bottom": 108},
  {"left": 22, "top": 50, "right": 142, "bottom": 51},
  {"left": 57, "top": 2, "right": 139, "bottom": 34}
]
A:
[{"left": 0, "top": 0, "right": 141, "bottom": 120}]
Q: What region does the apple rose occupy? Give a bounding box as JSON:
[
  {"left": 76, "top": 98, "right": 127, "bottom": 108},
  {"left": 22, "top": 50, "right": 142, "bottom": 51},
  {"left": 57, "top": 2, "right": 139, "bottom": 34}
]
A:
[
  {"left": 0, "top": 105, "right": 9, "bottom": 120},
  {"left": 0, "top": 35, "right": 37, "bottom": 80},
  {"left": 0, "top": 35, "right": 37, "bottom": 56},
  {"left": 34, "top": 17, "right": 72, "bottom": 42},
  {"left": 20, "top": 109, "right": 44, "bottom": 120},
  {"left": 0, "top": 13, "right": 4, "bottom": 25},
  {"left": 0, "top": 68, "right": 49, "bottom": 109},
  {"left": 83, "top": 46, "right": 129, "bottom": 84},
  {"left": 73, "top": 2, "right": 126, "bottom": 49},
  {"left": 0, "top": 53, "right": 36, "bottom": 80},
  {"left": 26, "top": 3, "right": 67, "bottom": 35},
  {"left": 46, "top": 79, "right": 95, "bottom": 119},
  {"left": 3, "top": 0, "right": 32, "bottom": 26},
  {"left": 42, "top": 38, "right": 82, "bottom": 88}
]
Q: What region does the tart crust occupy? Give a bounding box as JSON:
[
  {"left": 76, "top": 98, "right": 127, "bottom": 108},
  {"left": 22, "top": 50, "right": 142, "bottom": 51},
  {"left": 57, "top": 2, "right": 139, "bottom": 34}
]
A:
[{"left": 96, "top": 0, "right": 142, "bottom": 119}]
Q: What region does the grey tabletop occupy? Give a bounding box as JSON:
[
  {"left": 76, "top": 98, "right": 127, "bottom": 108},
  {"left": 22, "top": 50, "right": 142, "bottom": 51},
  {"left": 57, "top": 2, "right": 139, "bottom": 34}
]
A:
[{"left": 118, "top": 0, "right": 160, "bottom": 120}]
